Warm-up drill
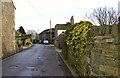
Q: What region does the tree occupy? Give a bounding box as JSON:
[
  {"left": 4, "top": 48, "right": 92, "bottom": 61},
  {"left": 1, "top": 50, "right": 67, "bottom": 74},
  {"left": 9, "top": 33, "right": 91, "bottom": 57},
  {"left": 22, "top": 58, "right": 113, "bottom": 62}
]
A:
[
  {"left": 18, "top": 26, "right": 26, "bottom": 34},
  {"left": 27, "top": 30, "right": 37, "bottom": 41},
  {"left": 86, "top": 7, "right": 119, "bottom": 26},
  {"left": 26, "top": 30, "right": 37, "bottom": 35}
]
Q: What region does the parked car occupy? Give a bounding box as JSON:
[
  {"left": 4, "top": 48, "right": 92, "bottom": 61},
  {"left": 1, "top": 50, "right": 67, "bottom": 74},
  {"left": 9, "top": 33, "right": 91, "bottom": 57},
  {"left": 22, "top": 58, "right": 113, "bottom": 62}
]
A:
[{"left": 43, "top": 40, "right": 49, "bottom": 44}]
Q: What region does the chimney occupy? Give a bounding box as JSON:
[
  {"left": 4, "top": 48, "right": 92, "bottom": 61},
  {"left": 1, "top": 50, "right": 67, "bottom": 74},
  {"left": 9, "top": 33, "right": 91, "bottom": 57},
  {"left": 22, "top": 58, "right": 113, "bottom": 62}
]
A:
[{"left": 70, "top": 16, "right": 74, "bottom": 25}]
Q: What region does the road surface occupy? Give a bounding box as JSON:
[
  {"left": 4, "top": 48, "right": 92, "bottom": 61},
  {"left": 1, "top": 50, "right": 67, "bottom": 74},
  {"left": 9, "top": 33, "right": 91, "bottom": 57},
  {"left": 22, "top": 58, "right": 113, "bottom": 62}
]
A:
[{"left": 2, "top": 44, "right": 72, "bottom": 77}]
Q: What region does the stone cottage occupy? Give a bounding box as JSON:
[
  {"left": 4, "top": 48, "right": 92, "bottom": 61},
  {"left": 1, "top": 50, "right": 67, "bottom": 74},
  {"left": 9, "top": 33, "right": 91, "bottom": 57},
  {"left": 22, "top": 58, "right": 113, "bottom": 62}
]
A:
[{"left": 0, "top": 0, "right": 16, "bottom": 58}]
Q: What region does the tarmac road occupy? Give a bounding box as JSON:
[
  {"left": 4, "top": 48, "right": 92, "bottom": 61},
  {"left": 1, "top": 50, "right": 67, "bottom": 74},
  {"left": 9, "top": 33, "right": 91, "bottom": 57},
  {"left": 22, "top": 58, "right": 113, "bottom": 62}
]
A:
[{"left": 2, "top": 44, "right": 72, "bottom": 77}]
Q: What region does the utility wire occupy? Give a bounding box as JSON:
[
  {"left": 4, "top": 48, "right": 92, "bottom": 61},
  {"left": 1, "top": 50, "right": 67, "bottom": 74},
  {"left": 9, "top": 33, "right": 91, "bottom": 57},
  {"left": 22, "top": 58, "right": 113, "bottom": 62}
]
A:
[
  {"left": 26, "top": 0, "right": 52, "bottom": 33},
  {"left": 26, "top": 0, "right": 47, "bottom": 21}
]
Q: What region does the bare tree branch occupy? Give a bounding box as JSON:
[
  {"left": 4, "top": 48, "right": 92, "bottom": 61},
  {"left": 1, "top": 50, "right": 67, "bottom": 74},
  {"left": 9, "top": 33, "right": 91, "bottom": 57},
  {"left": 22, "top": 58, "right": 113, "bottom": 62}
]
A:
[{"left": 86, "top": 6, "right": 118, "bottom": 26}]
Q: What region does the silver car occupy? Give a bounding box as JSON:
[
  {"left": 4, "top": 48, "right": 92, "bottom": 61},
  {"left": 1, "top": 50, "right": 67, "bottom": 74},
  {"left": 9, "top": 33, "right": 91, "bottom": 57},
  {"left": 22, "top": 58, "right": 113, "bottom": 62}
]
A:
[{"left": 43, "top": 40, "right": 49, "bottom": 44}]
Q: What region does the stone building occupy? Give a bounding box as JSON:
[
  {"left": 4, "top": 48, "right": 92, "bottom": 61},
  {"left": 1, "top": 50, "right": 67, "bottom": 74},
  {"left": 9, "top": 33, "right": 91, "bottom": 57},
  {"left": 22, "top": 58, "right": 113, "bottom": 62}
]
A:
[
  {"left": 0, "top": 0, "right": 16, "bottom": 58},
  {"left": 54, "top": 16, "right": 74, "bottom": 48},
  {"left": 15, "top": 30, "right": 22, "bottom": 37},
  {"left": 39, "top": 28, "right": 55, "bottom": 43}
]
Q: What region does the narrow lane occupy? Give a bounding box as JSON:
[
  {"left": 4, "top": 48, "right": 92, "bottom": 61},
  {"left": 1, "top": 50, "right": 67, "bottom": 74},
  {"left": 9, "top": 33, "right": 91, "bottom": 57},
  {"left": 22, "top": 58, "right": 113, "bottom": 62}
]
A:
[{"left": 3, "top": 44, "right": 72, "bottom": 76}]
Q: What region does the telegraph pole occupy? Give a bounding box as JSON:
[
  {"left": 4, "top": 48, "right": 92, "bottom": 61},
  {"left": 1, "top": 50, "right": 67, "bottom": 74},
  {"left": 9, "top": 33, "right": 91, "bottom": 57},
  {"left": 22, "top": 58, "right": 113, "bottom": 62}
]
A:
[{"left": 50, "top": 20, "right": 52, "bottom": 43}]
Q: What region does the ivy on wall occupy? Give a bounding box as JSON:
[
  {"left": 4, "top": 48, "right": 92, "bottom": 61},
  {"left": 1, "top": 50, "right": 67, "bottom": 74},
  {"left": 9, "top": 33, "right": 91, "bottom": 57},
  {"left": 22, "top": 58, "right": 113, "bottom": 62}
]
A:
[{"left": 65, "top": 21, "right": 92, "bottom": 75}]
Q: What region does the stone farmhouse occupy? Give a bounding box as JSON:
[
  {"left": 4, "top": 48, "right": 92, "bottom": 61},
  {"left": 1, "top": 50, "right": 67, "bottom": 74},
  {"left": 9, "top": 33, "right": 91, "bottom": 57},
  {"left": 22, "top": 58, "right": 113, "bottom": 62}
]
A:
[{"left": 0, "top": 0, "right": 16, "bottom": 58}]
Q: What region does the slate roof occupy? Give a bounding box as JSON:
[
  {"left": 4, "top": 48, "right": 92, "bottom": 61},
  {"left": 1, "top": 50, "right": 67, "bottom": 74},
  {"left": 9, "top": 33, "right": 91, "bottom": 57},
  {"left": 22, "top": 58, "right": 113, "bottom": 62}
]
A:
[{"left": 55, "top": 22, "right": 71, "bottom": 30}]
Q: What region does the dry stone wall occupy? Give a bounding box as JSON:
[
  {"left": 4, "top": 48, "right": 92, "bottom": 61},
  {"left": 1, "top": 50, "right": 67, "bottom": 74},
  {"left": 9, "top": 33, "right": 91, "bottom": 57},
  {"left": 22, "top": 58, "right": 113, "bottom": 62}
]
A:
[
  {"left": 60, "top": 24, "right": 120, "bottom": 76},
  {"left": 86, "top": 25, "right": 120, "bottom": 76}
]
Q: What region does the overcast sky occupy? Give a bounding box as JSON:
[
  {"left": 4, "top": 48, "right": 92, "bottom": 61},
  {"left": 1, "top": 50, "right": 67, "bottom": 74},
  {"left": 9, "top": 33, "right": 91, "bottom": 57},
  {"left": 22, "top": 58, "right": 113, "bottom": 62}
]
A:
[{"left": 13, "top": 0, "right": 119, "bottom": 33}]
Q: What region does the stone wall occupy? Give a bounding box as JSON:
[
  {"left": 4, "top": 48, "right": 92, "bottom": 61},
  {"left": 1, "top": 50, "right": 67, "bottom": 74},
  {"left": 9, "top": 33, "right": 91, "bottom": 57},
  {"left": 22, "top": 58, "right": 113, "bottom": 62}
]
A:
[
  {"left": 91, "top": 25, "right": 118, "bottom": 36},
  {"left": 0, "top": 2, "right": 2, "bottom": 58},
  {"left": 59, "top": 24, "right": 120, "bottom": 76},
  {"left": 0, "top": 0, "right": 16, "bottom": 58},
  {"left": 86, "top": 25, "right": 120, "bottom": 76}
]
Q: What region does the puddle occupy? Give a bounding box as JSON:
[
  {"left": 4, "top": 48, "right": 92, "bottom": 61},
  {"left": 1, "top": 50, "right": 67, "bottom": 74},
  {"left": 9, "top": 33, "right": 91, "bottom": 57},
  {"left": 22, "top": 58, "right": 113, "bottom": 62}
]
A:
[
  {"left": 8, "top": 65, "right": 18, "bottom": 68},
  {"left": 34, "top": 57, "right": 42, "bottom": 59},
  {"left": 27, "top": 66, "right": 35, "bottom": 69}
]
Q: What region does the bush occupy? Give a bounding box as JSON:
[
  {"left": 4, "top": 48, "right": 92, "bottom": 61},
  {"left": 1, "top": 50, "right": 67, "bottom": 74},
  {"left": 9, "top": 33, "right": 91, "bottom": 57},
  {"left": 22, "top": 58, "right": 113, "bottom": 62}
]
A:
[
  {"left": 25, "top": 39, "right": 33, "bottom": 46},
  {"left": 16, "top": 38, "right": 22, "bottom": 48}
]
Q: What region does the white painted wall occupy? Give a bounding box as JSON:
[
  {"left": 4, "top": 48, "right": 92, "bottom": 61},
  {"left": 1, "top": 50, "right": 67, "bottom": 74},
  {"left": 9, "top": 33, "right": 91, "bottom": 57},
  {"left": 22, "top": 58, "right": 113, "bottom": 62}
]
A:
[{"left": 57, "top": 30, "right": 66, "bottom": 36}]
